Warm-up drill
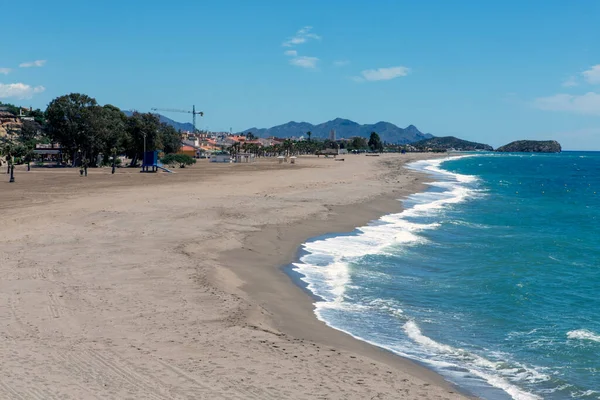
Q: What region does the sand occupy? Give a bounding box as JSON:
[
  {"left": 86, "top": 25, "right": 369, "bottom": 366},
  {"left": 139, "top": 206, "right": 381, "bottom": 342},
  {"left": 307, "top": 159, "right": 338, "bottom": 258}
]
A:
[{"left": 0, "top": 154, "right": 472, "bottom": 399}]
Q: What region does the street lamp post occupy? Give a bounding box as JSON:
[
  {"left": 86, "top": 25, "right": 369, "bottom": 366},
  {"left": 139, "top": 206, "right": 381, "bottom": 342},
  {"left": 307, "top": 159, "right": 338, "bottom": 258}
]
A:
[
  {"left": 9, "top": 165, "right": 14, "bottom": 183},
  {"left": 143, "top": 132, "right": 147, "bottom": 172},
  {"left": 111, "top": 148, "right": 117, "bottom": 175},
  {"left": 78, "top": 149, "right": 83, "bottom": 176}
]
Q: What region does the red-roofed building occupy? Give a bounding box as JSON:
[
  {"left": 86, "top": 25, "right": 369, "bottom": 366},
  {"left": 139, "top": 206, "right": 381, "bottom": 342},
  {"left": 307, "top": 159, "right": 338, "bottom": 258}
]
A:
[{"left": 178, "top": 145, "right": 197, "bottom": 157}]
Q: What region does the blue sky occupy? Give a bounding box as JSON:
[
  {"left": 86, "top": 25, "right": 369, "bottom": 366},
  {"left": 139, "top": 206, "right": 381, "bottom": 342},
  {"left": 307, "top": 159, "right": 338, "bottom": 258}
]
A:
[{"left": 1, "top": 0, "right": 600, "bottom": 149}]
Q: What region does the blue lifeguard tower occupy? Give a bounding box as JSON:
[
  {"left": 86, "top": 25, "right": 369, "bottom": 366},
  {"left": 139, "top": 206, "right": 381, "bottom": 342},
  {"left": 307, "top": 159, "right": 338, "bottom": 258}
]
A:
[{"left": 141, "top": 151, "right": 173, "bottom": 173}]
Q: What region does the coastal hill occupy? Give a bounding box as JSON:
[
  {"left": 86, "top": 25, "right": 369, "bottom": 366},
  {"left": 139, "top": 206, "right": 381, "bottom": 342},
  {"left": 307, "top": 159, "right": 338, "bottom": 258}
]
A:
[
  {"left": 240, "top": 118, "right": 434, "bottom": 144},
  {"left": 412, "top": 136, "right": 493, "bottom": 151},
  {"left": 496, "top": 140, "right": 561, "bottom": 153}
]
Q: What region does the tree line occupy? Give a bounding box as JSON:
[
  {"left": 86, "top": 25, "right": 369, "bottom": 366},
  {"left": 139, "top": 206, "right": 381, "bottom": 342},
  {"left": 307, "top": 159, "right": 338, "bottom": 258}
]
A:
[
  {"left": 233, "top": 132, "right": 383, "bottom": 156},
  {"left": 1, "top": 93, "right": 181, "bottom": 167},
  {"left": 1, "top": 93, "right": 388, "bottom": 167}
]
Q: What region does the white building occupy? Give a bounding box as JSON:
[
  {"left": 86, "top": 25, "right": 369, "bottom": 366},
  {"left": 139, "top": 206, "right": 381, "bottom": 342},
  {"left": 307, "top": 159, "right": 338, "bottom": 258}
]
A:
[{"left": 210, "top": 153, "right": 231, "bottom": 163}]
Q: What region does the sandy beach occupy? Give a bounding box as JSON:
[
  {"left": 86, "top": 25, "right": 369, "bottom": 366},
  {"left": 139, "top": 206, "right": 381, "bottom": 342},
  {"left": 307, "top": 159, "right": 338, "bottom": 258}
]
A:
[{"left": 0, "top": 154, "right": 471, "bottom": 399}]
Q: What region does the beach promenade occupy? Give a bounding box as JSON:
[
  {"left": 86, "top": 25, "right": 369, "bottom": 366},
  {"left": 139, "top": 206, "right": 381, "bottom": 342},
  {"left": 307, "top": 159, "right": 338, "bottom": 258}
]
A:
[{"left": 0, "top": 154, "right": 469, "bottom": 399}]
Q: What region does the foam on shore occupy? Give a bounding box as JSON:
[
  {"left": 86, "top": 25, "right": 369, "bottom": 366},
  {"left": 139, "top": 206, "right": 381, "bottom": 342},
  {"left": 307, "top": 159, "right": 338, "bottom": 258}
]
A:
[{"left": 291, "top": 155, "right": 545, "bottom": 400}]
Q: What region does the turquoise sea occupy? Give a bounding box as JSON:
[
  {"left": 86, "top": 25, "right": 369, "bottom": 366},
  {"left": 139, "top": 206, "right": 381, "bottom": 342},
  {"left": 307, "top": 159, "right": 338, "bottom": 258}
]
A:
[{"left": 292, "top": 152, "right": 600, "bottom": 399}]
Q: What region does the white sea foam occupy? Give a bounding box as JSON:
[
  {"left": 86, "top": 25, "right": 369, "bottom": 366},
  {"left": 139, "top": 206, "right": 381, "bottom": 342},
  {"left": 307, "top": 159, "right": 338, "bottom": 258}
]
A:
[
  {"left": 293, "top": 259, "right": 350, "bottom": 303},
  {"left": 449, "top": 220, "right": 491, "bottom": 229},
  {"left": 292, "top": 156, "right": 549, "bottom": 400},
  {"left": 404, "top": 321, "right": 545, "bottom": 400},
  {"left": 572, "top": 389, "right": 599, "bottom": 398},
  {"left": 293, "top": 160, "right": 472, "bottom": 307},
  {"left": 410, "top": 156, "right": 479, "bottom": 183},
  {"left": 507, "top": 328, "right": 539, "bottom": 338},
  {"left": 567, "top": 329, "right": 600, "bottom": 343}
]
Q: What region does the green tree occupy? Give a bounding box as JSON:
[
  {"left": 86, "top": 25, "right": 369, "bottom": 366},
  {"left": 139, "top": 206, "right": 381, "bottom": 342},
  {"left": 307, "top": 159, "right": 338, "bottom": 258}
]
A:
[
  {"left": 124, "top": 112, "right": 182, "bottom": 165},
  {"left": 349, "top": 136, "right": 368, "bottom": 150},
  {"left": 10, "top": 144, "right": 28, "bottom": 163},
  {"left": 228, "top": 141, "right": 241, "bottom": 157},
  {"left": 160, "top": 124, "right": 182, "bottom": 154},
  {"left": 282, "top": 139, "right": 294, "bottom": 156},
  {"left": 271, "top": 144, "right": 282, "bottom": 155},
  {"left": 24, "top": 148, "right": 35, "bottom": 170},
  {"left": 45, "top": 93, "right": 100, "bottom": 165},
  {"left": 124, "top": 112, "right": 162, "bottom": 166},
  {"left": 92, "top": 104, "right": 128, "bottom": 165},
  {"left": 1, "top": 143, "right": 13, "bottom": 166},
  {"left": 368, "top": 132, "right": 383, "bottom": 152},
  {"left": 306, "top": 131, "right": 312, "bottom": 142},
  {"left": 29, "top": 108, "right": 46, "bottom": 125},
  {"left": 161, "top": 154, "right": 196, "bottom": 168},
  {"left": 248, "top": 143, "right": 260, "bottom": 155},
  {"left": 42, "top": 94, "right": 187, "bottom": 168},
  {"left": 323, "top": 139, "right": 338, "bottom": 149},
  {"left": 0, "top": 102, "right": 19, "bottom": 116},
  {"left": 46, "top": 95, "right": 134, "bottom": 167},
  {"left": 20, "top": 120, "right": 43, "bottom": 143}
]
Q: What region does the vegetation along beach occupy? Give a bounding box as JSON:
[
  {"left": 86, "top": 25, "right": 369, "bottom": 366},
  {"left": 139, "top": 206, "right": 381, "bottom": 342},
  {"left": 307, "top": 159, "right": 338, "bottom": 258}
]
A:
[{"left": 3, "top": 1, "right": 600, "bottom": 399}]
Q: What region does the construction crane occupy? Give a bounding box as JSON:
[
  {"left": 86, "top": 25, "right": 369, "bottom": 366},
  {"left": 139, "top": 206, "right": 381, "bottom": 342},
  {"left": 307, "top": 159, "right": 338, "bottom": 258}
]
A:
[{"left": 151, "top": 105, "right": 204, "bottom": 133}]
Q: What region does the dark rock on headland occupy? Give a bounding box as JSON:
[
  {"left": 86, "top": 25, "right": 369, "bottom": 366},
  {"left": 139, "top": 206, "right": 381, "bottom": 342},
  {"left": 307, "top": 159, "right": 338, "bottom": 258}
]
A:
[
  {"left": 496, "top": 140, "right": 561, "bottom": 153},
  {"left": 412, "top": 136, "right": 493, "bottom": 151}
]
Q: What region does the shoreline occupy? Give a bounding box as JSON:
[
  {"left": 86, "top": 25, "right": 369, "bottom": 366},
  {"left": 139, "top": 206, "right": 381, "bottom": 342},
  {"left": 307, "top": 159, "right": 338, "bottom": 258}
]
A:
[
  {"left": 0, "top": 153, "right": 473, "bottom": 399},
  {"left": 219, "top": 154, "right": 475, "bottom": 398}
]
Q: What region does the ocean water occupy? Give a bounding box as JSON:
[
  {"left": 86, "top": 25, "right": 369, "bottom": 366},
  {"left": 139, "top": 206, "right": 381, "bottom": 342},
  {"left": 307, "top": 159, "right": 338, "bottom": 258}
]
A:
[{"left": 291, "top": 152, "right": 600, "bottom": 400}]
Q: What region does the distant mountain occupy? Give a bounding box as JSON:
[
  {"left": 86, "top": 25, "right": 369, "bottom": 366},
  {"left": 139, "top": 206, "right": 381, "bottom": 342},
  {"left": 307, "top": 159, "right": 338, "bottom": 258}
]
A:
[
  {"left": 412, "top": 136, "right": 493, "bottom": 151},
  {"left": 496, "top": 140, "right": 561, "bottom": 153},
  {"left": 240, "top": 118, "right": 434, "bottom": 144},
  {"left": 123, "top": 110, "right": 195, "bottom": 132}
]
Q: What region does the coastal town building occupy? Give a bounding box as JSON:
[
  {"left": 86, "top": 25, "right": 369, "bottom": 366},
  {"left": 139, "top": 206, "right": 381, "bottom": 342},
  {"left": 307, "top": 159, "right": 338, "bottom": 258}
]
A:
[
  {"left": 234, "top": 153, "right": 256, "bottom": 163},
  {"left": 210, "top": 152, "right": 231, "bottom": 163},
  {"left": 177, "top": 145, "right": 197, "bottom": 158},
  {"left": 33, "top": 143, "right": 64, "bottom": 163}
]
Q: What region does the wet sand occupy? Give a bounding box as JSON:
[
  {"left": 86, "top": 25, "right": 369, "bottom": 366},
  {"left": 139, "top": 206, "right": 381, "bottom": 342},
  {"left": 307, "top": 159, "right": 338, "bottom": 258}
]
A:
[{"left": 0, "top": 154, "right": 471, "bottom": 399}]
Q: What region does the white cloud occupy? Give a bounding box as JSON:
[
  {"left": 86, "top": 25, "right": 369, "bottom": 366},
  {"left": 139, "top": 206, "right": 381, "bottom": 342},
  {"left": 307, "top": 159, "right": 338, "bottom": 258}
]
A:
[
  {"left": 296, "top": 26, "right": 320, "bottom": 40},
  {"left": 0, "top": 68, "right": 11, "bottom": 75},
  {"left": 19, "top": 60, "right": 46, "bottom": 68},
  {"left": 284, "top": 50, "right": 297, "bottom": 57},
  {"left": 289, "top": 56, "right": 318, "bottom": 69},
  {"left": 333, "top": 60, "right": 350, "bottom": 67},
  {"left": 353, "top": 66, "right": 410, "bottom": 82},
  {"left": 582, "top": 65, "right": 600, "bottom": 84},
  {"left": 285, "top": 37, "right": 306, "bottom": 46},
  {"left": 562, "top": 76, "right": 578, "bottom": 87},
  {"left": 532, "top": 92, "right": 600, "bottom": 115},
  {"left": 0, "top": 83, "right": 46, "bottom": 99},
  {"left": 283, "top": 26, "right": 321, "bottom": 47}
]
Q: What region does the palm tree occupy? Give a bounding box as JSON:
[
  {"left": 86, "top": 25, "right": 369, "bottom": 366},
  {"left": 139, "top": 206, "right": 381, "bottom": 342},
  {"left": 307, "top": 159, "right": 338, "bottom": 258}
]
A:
[
  {"left": 282, "top": 139, "right": 294, "bottom": 156},
  {"left": 2, "top": 144, "right": 13, "bottom": 171},
  {"left": 306, "top": 131, "right": 312, "bottom": 142},
  {"left": 24, "top": 148, "right": 35, "bottom": 171},
  {"left": 228, "top": 142, "right": 238, "bottom": 157}
]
